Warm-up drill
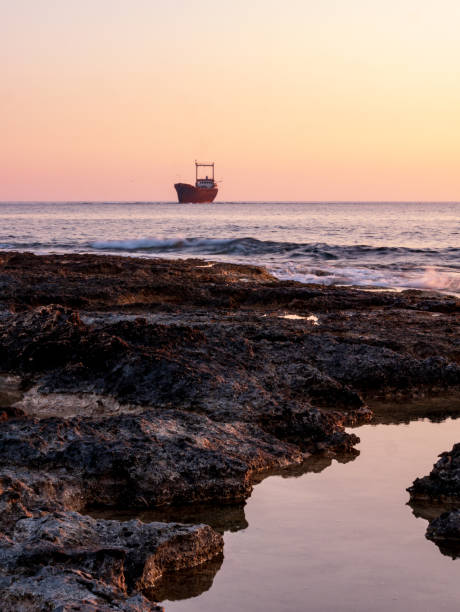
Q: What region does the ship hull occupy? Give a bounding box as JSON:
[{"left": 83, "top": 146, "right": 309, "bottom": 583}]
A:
[{"left": 174, "top": 183, "right": 218, "bottom": 203}]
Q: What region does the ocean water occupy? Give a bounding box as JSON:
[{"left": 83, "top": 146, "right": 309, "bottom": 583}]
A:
[{"left": 0, "top": 201, "right": 459, "bottom": 294}]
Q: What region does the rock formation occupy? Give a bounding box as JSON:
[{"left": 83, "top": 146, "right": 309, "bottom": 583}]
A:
[
  {"left": 0, "top": 252, "right": 459, "bottom": 608},
  {"left": 409, "top": 443, "right": 460, "bottom": 558}
]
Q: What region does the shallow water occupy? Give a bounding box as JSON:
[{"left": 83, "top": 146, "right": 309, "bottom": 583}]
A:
[
  {"left": 147, "top": 418, "right": 460, "bottom": 612},
  {"left": 0, "top": 201, "right": 459, "bottom": 293}
]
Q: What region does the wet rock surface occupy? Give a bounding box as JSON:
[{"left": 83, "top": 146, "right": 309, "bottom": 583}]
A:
[
  {"left": 409, "top": 443, "right": 460, "bottom": 504},
  {"left": 0, "top": 511, "right": 221, "bottom": 610},
  {"left": 409, "top": 443, "right": 460, "bottom": 558},
  {"left": 0, "top": 252, "right": 458, "bottom": 408},
  {"left": 1, "top": 252, "right": 459, "bottom": 609}
]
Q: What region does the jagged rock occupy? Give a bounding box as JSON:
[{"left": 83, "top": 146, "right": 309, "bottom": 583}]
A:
[
  {"left": 0, "top": 408, "right": 356, "bottom": 511},
  {"left": 0, "top": 567, "right": 163, "bottom": 611},
  {"left": 426, "top": 509, "right": 460, "bottom": 542},
  {"left": 425, "top": 510, "right": 460, "bottom": 559},
  {"left": 408, "top": 444, "right": 460, "bottom": 558},
  {"left": 0, "top": 511, "right": 222, "bottom": 610},
  {"left": 0, "top": 276, "right": 458, "bottom": 421},
  {"left": 2, "top": 303, "right": 458, "bottom": 420},
  {"left": 1, "top": 253, "right": 459, "bottom": 609},
  {"left": 408, "top": 443, "right": 460, "bottom": 503},
  {"left": 0, "top": 251, "right": 458, "bottom": 315}
]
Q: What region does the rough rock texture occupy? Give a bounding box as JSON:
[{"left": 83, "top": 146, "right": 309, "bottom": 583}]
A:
[
  {"left": 408, "top": 443, "right": 460, "bottom": 504},
  {"left": 1, "top": 252, "right": 459, "bottom": 608},
  {"left": 0, "top": 251, "right": 458, "bottom": 317},
  {"left": 0, "top": 572, "right": 163, "bottom": 612},
  {"left": 426, "top": 509, "right": 460, "bottom": 541},
  {"left": 0, "top": 305, "right": 373, "bottom": 427},
  {"left": 0, "top": 472, "right": 223, "bottom": 610},
  {"left": 0, "top": 252, "right": 458, "bottom": 409},
  {"left": 1, "top": 409, "right": 356, "bottom": 512},
  {"left": 409, "top": 443, "right": 460, "bottom": 558},
  {"left": 0, "top": 511, "right": 221, "bottom": 610}
]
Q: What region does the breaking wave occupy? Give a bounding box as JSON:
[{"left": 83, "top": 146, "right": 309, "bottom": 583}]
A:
[
  {"left": 270, "top": 262, "right": 460, "bottom": 294},
  {"left": 90, "top": 236, "right": 460, "bottom": 262},
  {"left": 89, "top": 236, "right": 460, "bottom": 295}
]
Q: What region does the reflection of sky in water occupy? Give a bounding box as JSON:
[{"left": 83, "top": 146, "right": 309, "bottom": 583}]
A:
[
  {"left": 162, "top": 418, "right": 460, "bottom": 612},
  {"left": 279, "top": 313, "right": 319, "bottom": 324}
]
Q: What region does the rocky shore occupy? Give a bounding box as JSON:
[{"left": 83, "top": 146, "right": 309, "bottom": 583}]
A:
[{"left": 1, "top": 251, "right": 459, "bottom": 609}]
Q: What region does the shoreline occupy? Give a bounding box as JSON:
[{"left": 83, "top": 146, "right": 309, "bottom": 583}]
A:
[
  {"left": 0, "top": 246, "right": 459, "bottom": 299},
  {"left": 0, "top": 252, "right": 459, "bottom": 609}
]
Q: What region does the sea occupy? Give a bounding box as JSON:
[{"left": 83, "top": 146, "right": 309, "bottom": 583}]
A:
[{"left": 0, "top": 201, "right": 459, "bottom": 295}]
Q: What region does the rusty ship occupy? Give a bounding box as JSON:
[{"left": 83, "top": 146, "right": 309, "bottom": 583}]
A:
[{"left": 174, "top": 162, "right": 218, "bottom": 203}]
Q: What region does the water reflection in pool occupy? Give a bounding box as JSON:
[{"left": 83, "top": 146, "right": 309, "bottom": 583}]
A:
[{"left": 154, "top": 417, "right": 460, "bottom": 611}]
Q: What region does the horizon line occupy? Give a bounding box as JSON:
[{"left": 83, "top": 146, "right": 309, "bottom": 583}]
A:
[{"left": 1, "top": 200, "right": 459, "bottom": 205}]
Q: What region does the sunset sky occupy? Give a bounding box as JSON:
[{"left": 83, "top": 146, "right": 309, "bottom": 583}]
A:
[{"left": 2, "top": 0, "right": 460, "bottom": 201}]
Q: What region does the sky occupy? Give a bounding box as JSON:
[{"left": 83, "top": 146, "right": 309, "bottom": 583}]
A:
[{"left": 2, "top": 0, "right": 460, "bottom": 201}]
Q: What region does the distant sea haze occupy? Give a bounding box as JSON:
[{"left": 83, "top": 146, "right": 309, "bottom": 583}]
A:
[{"left": 0, "top": 201, "right": 459, "bottom": 295}]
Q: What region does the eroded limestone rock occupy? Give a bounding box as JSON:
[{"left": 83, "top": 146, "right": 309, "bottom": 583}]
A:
[
  {"left": 408, "top": 443, "right": 460, "bottom": 504},
  {"left": 1, "top": 253, "right": 459, "bottom": 609},
  {"left": 409, "top": 443, "right": 460, "bottom": 558},
  {"left": 0, "top": 510, "right": 222, "bottom": 610}
]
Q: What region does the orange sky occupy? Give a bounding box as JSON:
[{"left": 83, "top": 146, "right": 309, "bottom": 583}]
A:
[{"left": 2, "top": 0, "right": 460, "bottom": 201}]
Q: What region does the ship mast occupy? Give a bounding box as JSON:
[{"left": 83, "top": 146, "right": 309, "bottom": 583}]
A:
[{"left": 195, "top": 161, "right": 214, "bottom": 183}]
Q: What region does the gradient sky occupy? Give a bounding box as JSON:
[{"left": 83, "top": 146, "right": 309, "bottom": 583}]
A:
[{"left": 2, "top": 0, "right": 460, "bottom": 201}]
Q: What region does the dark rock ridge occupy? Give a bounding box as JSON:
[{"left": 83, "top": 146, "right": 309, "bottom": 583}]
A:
[
  {"left": 425, "top": 510, "right": 460, "bottom": 558},
  {"left": 409, "top": 443, "right": 460, "bottom": 504},
  {"left": 0, "top": 470, "right": 224, "bottom": 610},
  {"left": 409, "top": 443, "right": 460, "bottom": 558},
  {"left": 1, "top": 251, "right": 458, "bottom": 316},
  {"left": 426, "top": 508, "right": 460, "bottom": 538},
  {"left": 0, "top": 510, "right": 221, "bottom": 611},
  {"left": 0, "top": 305, "right": 372, "bottom": 426},
  {"left": 0, "top": 252, "right": 458, "bottom": 407},
  {"left": 1, "top": 408, "right": 355, "bottom": 511},
  {"left": 1, "top": 252, "right": 459, "bottom": 608}
]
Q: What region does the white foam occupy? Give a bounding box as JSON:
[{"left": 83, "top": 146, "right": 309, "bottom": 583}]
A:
[
  {"left": 416, "top": 266, "right": 460, "bottom": 292},
  {"left": 269, "top": 263, "right": 460, "bottom": 297},
  {"left": 89, "top": 235, "right": 460, "bottom": 297}
]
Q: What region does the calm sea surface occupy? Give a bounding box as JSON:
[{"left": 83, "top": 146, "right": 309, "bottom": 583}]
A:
[{"left": 0, "top": 201, "right": 459, "bottom": 294}]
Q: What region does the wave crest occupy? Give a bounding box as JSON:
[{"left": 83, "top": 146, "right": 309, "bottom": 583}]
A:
[{"left": 90, "top": 236, "right": 460, "bottom": 261}]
